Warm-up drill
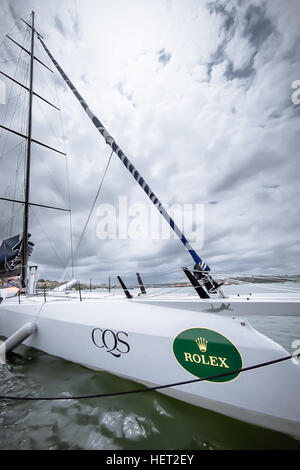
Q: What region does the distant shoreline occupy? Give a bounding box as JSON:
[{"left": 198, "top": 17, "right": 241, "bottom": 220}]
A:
[{"left": 37, "top": 275, "right": 300, "bottom": 290}]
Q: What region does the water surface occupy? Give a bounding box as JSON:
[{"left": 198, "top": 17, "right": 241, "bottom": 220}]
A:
[{"left": 0, "top": 283, "right": 300, "bottom": 450}]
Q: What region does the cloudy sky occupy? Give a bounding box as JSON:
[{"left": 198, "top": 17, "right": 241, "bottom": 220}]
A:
[{"left": 0, "top": 0, "right": 299, "bottom": 284}]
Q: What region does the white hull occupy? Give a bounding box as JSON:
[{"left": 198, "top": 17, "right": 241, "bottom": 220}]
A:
[{"left": 1, "top": 293, "right": 300, "bottom": 438}]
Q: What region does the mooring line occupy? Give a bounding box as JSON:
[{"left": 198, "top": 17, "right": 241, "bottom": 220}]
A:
[{"left": 0, "top": 355, "right": 292, "bottom": 401}]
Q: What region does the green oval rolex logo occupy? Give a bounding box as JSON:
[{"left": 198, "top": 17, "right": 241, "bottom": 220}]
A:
[{"left": 173, "top": 328, "right": 242, "bottom": 383}]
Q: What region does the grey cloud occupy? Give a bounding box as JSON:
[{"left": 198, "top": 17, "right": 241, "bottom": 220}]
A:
[
  {"left": 0, "top": 0, "right": 299, "bottom": 282},
  {"left": 7, "top": 3, "right": 26, "bottom": 31},
  {"left": 209, "top": 2, "right": 237, "bottom": 39},
  {"left": 8, "top": 3, "right": 20, "bottom": 20},
  {"left": 158, "top": 49, "right": 171, "bottom": 66},
  {"left": 210, "top": 150, "right": 282, "bottom": 194},
  {"left": 54, "top": 15, "right": 66, "bottom": 36},
  {"left": 72, "top": 19, "right": 79, "bottom": 36},
  {"left": 206, "top": 1, "right": 237, "bottom": 80},
  {"left": 207, "top": 2, "right": 275, "bottom": 84},
  {"left": 67, "top": 3, "right": 81, "bottom": 39},
  {"left": 224, "top": 56, "right": 255, "bottom": 81},
  {"left": 261, "top": 184, "right": 280, "bottom": 190},
  {"left": 243, "top": 4, "right": 274, "bottom": 49},
  {"left": 116, "top": 82, "right": 133, "bottom": 102}
]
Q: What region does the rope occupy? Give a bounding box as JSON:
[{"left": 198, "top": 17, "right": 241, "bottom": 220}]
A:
[{"left": 0, "top": 354, "right": 292, "bottom": 401}]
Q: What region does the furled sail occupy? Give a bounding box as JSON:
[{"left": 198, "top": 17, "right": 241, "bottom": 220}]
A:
[{"left": 0, "top": 234, "right": 34, "bottom": 279}]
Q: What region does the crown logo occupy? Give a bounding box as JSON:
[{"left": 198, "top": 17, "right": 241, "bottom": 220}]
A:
[{"left": 195, "top": 337, "right": 208, "bottom": 352}]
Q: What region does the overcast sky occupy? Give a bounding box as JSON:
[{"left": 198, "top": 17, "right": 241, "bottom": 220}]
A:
[{"left": 0, "top": 0, "right": 299, "bottom": 284}]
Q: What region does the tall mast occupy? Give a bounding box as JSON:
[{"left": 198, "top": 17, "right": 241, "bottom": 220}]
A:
[{"left": 21, "top": 10, "right": 35, "bottom": 288}]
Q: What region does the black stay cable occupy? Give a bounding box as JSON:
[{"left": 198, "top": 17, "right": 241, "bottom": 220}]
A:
[{"left": 0, "top": 354, "right": 292, "bottom": 401}]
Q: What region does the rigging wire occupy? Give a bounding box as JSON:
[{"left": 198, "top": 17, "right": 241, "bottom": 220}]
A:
[
  {"left": 0, "top": 160, "right": 22, "bottom": 239},
  {"left": 8, "top": 55, "right": 30, "bottom": 236},
  {"left": 32, "top": 28, "right": 75, "bottom": 279},
  {"left": 0, "top": 27, "right": 30, "bottom": 149},
  {"left": 0, "top": 140, "right": 24, "bottom": 162},
  {"left": 16, "top": 55, "right": 31, "bottom": 229},
  {"left": 0, "top": 203, "right": 23, "bottom": 236},
  {"left": 0, "top": 20, "right": 21, "bottom": 51},
  {"left": 0, "top": 36, "right": 30, "bottom": 236},
  {"left": 60, "top": 149, "right": 114, "bottom": 282},
  {"left": 1, "top": 18, "right": 298, "bottom": 291},
  {"left": 3, "top": 89, "right": 27, "bottom": 102},
  {"left": 8, "top": 143, "right": 26, "bottom": 237},
  {"left": 38, "top": 155, "right": 67, "bottom": 203},
  {"left": 0, "top": 44, "right": 29, "bottom": 235},
  {"left": 33, "top": 34, "right": 59, "bottom": 104},
  {"left": 65, "top": 152, "right": 74, "bottom": 278},
  {"left": 35, "top": 96, "right": 63, "bottom": 147},
  {"left": 0, "top": 153, "right": 25, "bottom": 202},
  {"left": 144, "top": 286, "right": 186, "bottom": 297},
  {"left": 0, "top": 18, "right": 74, "bottom": 278},
  {"left": 52, "top": 68, "right": 75, "bottom": 278},
  {"left": 0, "top": 57, "right": 20, "bottom": 65},
  {"left": 30, "top": 207, "right": 66, "bottom": 268}
]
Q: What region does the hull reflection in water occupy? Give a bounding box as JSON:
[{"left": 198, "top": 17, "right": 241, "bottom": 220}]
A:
[
  {"left": 0, "top": 345, "right": 299, "bottom": 450},
  {"left": 1, "top": 287, "right": 300, "bottom": 441}
]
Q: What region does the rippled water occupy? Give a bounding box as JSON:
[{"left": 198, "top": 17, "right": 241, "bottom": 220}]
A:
[{"left": 1, "top": 284, "right": 300, "bottom": 450}]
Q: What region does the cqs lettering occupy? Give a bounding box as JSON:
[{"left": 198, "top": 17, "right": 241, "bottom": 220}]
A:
[{"left": 92, "top": 328, "right": 130, "bottom": 358}]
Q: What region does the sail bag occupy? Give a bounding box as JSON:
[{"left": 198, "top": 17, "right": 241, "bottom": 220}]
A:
[{"left": 0, "top": 234, "right": 34, "bottom": 279}]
